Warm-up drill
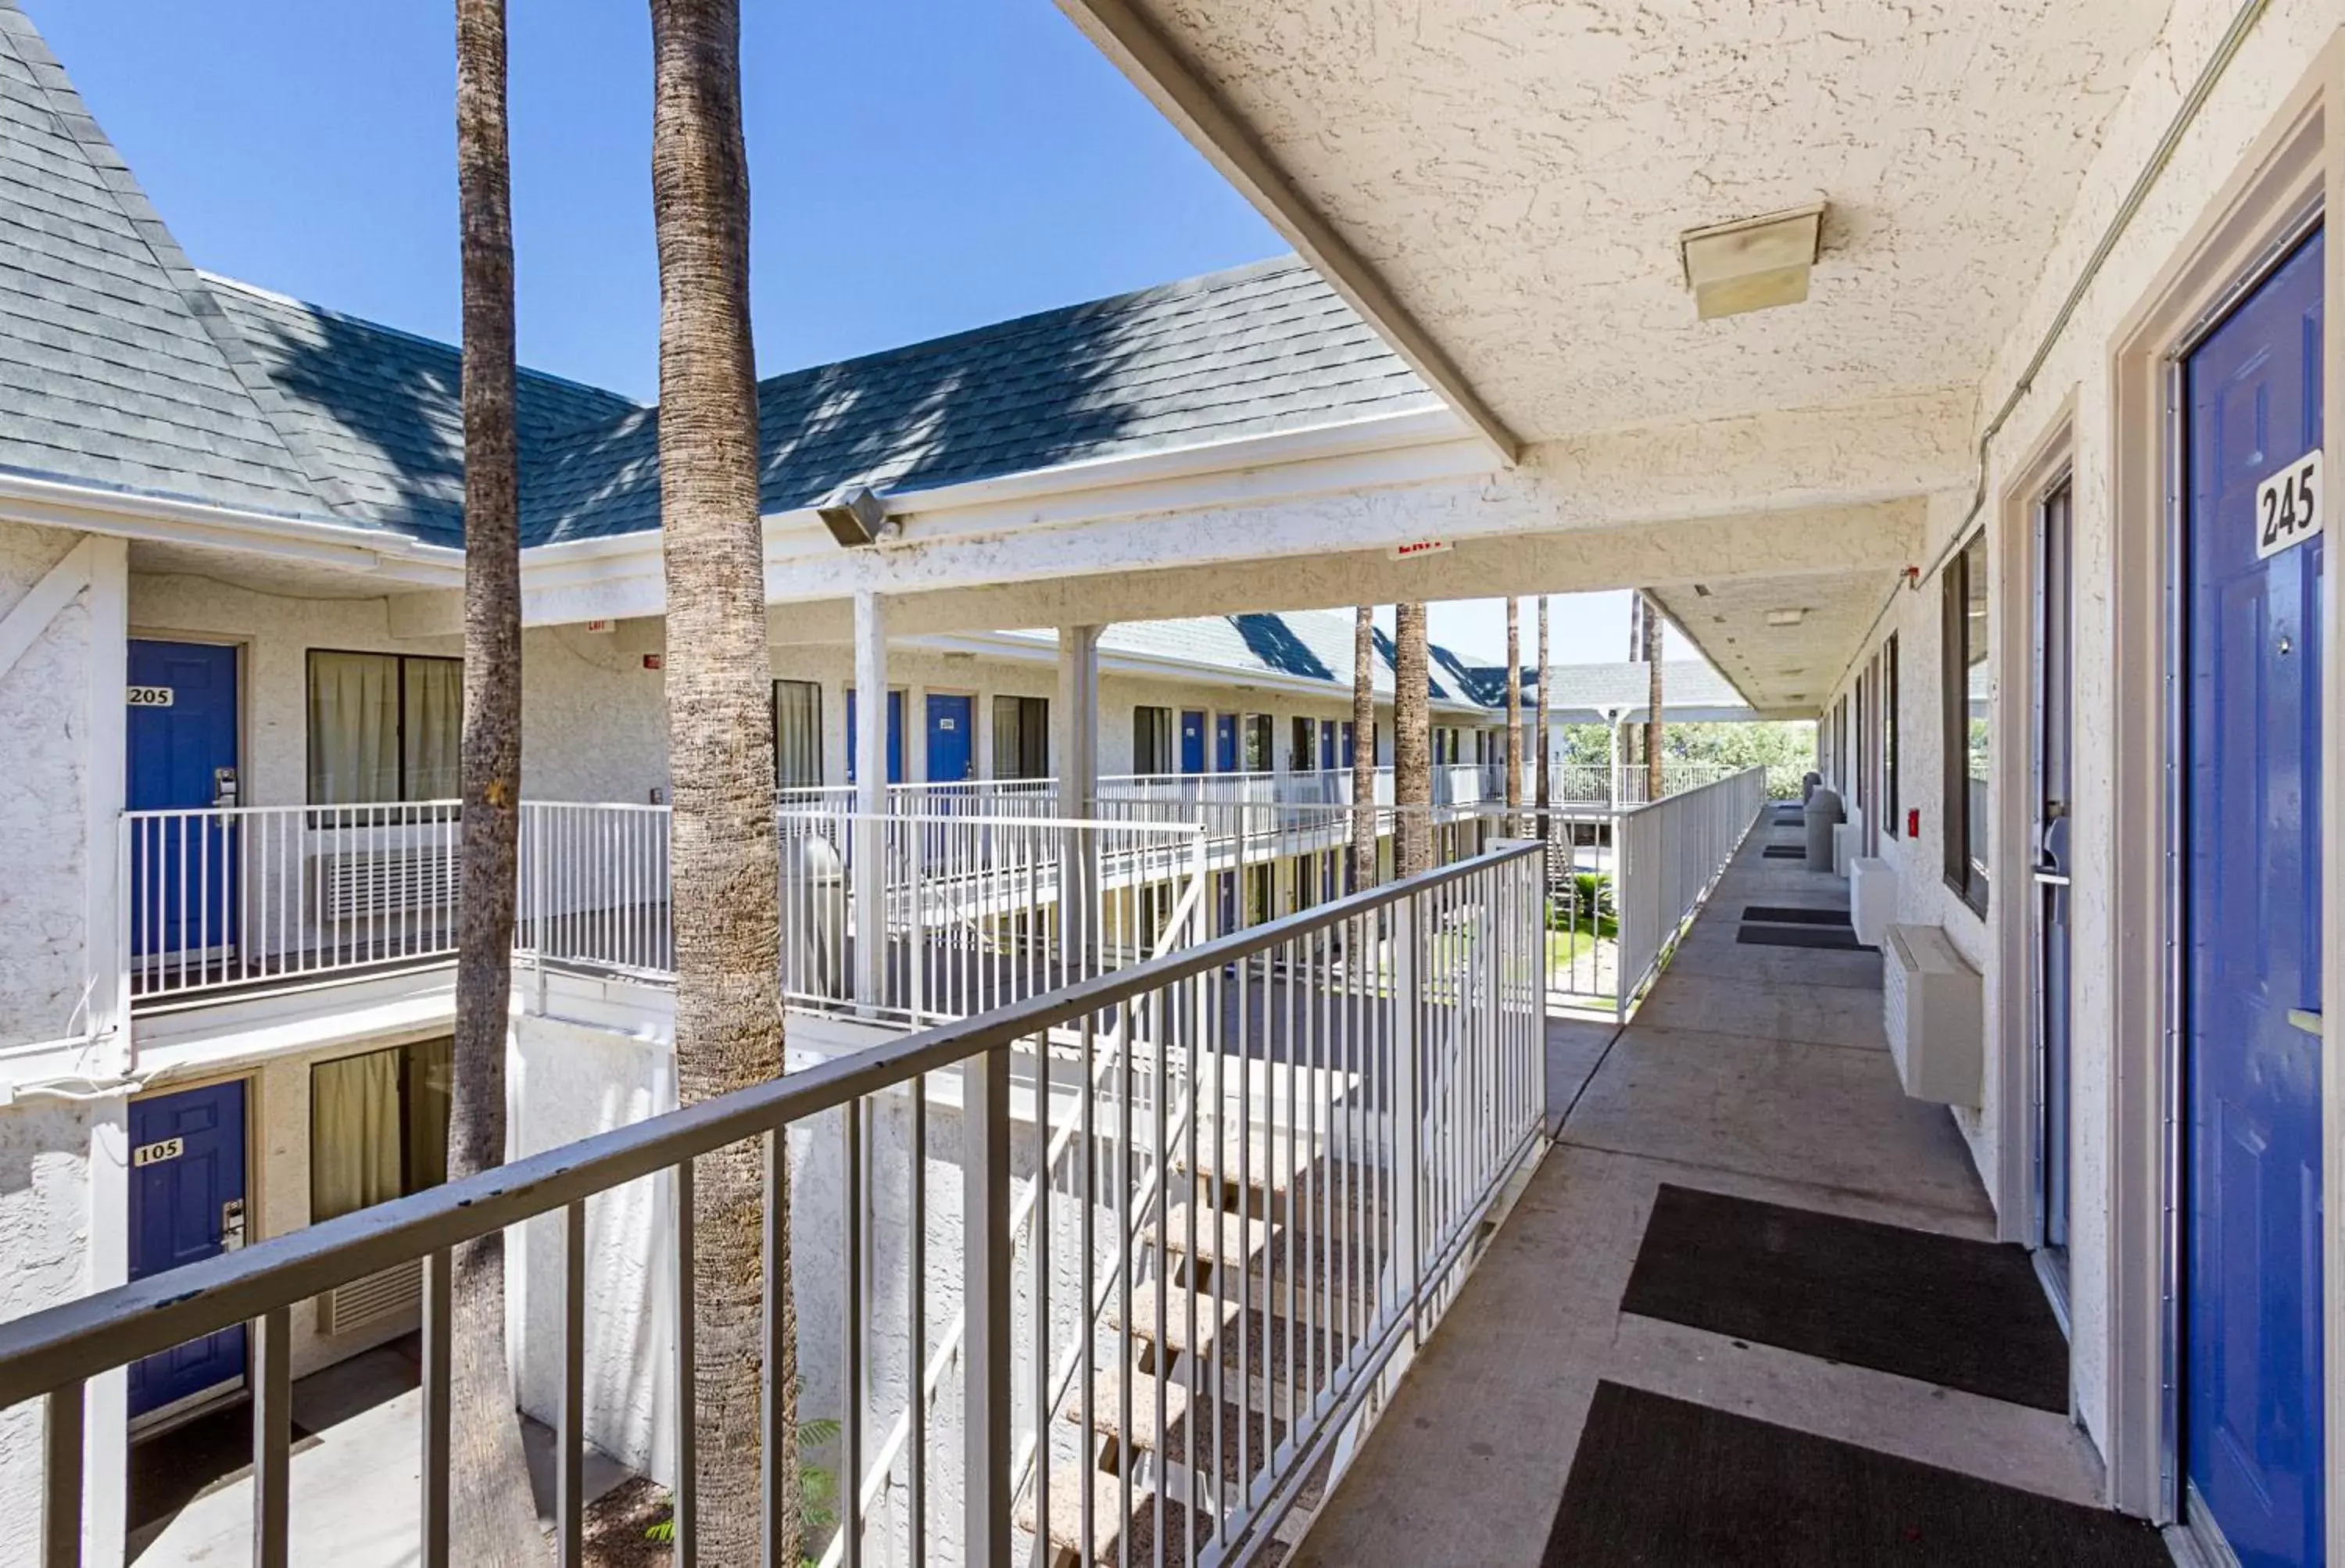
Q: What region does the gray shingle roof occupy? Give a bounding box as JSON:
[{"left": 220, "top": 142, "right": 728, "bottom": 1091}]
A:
[
  {"left": 520, "top": 259, "right": 1439, "bottom": 548},
  {"left": 0, "top": 0, "right": 1435, "bottom": 550},
  {"left": 0, "top": 4, "right": 335, "bottom": 518},
  {"left": 203, "top": 274, "right": 640, "bottom": 548},
  {"left": 1002, "top": 610, "right": 1481, "bottom": 710}
]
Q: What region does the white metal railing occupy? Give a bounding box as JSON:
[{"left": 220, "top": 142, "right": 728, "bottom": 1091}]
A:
[
  {"left": 516, "top": 804, "right": 1210, "bottom": 1026},
  {"left": 1612, "top": 765, "right": 1767, "bottom": 1010},
  {"left": 4, "top": 843, "right": 1545, "bottom": 1568},
  {"left": 124, "top": 800, "right": 464, "bottom": 1002}
]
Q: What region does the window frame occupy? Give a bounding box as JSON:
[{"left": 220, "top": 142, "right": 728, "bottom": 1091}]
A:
[
  {"left": 305, "top": 649, "right": 464, "bottom": 806},
  {"left": 1132, "top": 705, "right": 1175, "bottom": 774},
  {"left": 991, "top": 694, "right": 1050, "bottom": 779},
  {"left": 1883, "top": 633, "right": 1900, "bottom": 837},
  {"left": 1941, "top": 530, "right": 1992, "bottom": 913},
  {"left": 771, "top": 678, "right": 825, "bottom": 789}
]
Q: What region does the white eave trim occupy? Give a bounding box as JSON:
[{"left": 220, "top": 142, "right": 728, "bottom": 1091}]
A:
[
  {"left": 0, "top": 471, "right": 463, "bottom": 585},
  {"left": 517, "top": 404, "right": 1480, "bottom": 583}
]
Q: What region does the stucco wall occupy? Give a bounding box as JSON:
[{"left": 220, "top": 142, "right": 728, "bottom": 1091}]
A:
[
  {"left": 0, "top": 1097, "right": 96, "bottom": 1555},
  {"left": 1812, "top": 0, "right": 2344, "bottom": 1471},
  {"left": 0, "top": 523, "right": 117, "bottom": 1054}
]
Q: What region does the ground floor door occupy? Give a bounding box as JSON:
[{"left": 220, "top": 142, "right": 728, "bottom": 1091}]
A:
[
  {"left": 2182, "top": 224, "right": 2325, "bottom": 1567},
  {"left": 1180, "top": 710, "right": 1207, "bottom": 774},
  {"left": 924, "top": 693, "right": 973, "bottom": 782},
  {"left": 127, "top": 639, "right": 239, "bottom": 960},
  {"left": 2034, "top": 476, "right": 2075, "bottom": 1287},
  {"left": 127, "top": 1081, "right": 249, "bottom": 1419}
]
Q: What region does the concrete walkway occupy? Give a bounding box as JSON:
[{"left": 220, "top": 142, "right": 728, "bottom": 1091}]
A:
[
  {"left": 1293, "top": 828, "right": 2108, "bottom": 1566},
  {"left": 131, "top": 1337, "right": 629, "bottom": 1566}
]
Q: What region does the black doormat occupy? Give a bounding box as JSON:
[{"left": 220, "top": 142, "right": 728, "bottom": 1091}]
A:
[
  {"left": 1541, "top": 1382, "right": 2168, "bottom": 1567},
  {"left": 1742, "top": 904, "right": 1854, "bottom": 925},
  {"left": 1760, "top": 846, "right": 1808, "bottom": 860},
  {"left": 1621, "top": 1186, "right": 2068, "bottom": 1412},
  {"left": 1736, "top": 924, "right": 1868, "bottom": 950}
]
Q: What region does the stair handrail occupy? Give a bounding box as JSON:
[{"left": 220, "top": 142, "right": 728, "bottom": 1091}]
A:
[{"left": 818, "top": 836, "right": 1210, "bottom": 1568}]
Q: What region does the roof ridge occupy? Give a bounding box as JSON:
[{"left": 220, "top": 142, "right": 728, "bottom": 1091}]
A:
[{"left": 749, "top": 252, "right": 1313, "bottom": 391}]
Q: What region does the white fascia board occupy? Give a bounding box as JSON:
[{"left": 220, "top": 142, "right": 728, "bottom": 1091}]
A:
[
  {"left": 510, "top": 406, "right": 1484, "bottom": 618},
  {"left": 0, "top": 471, "right": 463, "bottom": 586},
  {"left": 919, "top": 627, "right": 1491, "bottom": 714}
]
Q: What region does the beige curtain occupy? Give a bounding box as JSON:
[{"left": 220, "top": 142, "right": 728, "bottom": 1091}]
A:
[
  {"left": 403, "top": 657, "right": 463, "bottom": 803},
  {"left": 308, "top": 651, "right": 399, "bottom": 804},
  {"left": 775, "top": 679, "right": 822, "bottom": 787},
  {"left": 311, "top": 1047, "right": 404, "bottom": 1222},
  {"left": 403, "top": 1035, "right": 452, "bottom": 1191}
]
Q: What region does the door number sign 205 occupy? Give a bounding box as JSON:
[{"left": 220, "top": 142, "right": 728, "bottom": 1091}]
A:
[{"left": 2256, "top": 448, "right": 2323, "bottom": 560}]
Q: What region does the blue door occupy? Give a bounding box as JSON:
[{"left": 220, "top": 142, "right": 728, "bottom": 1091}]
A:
[
  {"left": 1180, "top": 710, "right": 1207, "bottom": 775},
  {"left": 846, "top": 689, "right": 904, "bottom": 784},
  {"left": 1319, "top": 720, "right": 1338, "bottom": 771},
  {"left": 127, "top": 640, "right": 239, "bottom": 961},
  {"left": 925, "top": 693, "right": 973, "bottom": 782},
  {"left": 2184, "top": 227, "right": 2325, "bottom": 1568},
  {"left": 128, "top": 1081, "right": 248, "bottom": 1416},
  {"left": 1214, "top": 714, "right": 1238, "bottom": 772}
]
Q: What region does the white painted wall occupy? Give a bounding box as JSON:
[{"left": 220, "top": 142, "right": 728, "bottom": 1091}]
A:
[{"left": 1811, "top": 0, "right": 2345, "bottom": 1475}]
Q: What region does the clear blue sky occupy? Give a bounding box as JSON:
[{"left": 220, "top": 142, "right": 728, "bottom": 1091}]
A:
[{"left": 32, "top": 0, "right": 1682, "bottom": 668}]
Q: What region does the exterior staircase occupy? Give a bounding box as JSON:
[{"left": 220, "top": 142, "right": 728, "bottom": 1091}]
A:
[{"left": 1019, "top": 1109, "right": 1353, "bottom": 1566}]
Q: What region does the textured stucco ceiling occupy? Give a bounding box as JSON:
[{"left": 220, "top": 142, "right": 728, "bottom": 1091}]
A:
[
  {"left": 1649, "top": 566, "right": 1901, "bottom": 714},
  {"left": 1119, "top": 0, "right": 2171, "bottom": 442}
]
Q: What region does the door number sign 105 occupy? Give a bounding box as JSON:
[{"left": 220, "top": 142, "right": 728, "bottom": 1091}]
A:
[{"left": 2256, "top": 448, "right": 2323, "bottom": 560}]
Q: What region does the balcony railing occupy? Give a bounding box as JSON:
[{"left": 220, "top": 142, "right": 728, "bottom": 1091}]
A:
[{"left": 3, "top": 842, "right": 1548, "bottom": 1568}]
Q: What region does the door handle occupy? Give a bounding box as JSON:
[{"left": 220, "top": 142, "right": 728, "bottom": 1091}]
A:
[
  {"left": 2032, "top": 865, "right": 2070, "bottom": 887},
  {"left": 2287, "top": 1008, "right": 2323, "bottom": 1036}
]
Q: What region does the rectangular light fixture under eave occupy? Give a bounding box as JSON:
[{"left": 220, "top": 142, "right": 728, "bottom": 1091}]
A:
[
  {"left": 1764, "top": 607, "right": 1807, "bottom": 628},
  {"left": 817, "top": 482, "right": 892, "bottom": 547},
  {"left": 1681, "top": 202, "right": 1826, "bottom": 320}
]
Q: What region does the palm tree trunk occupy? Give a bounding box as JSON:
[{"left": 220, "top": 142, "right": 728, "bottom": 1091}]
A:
[
  {"left": 1503, "top": 597, "right": 1523, "bottom": 833},
  {"left": 1643, "top": 592, "right": 1665, "bottom": 800},
  {"left": 1394, "top": 603, "right": 1431, "bottom": 877},
  {"left": 449, "top": 3, "right": 542, "bottom": 1558},
  {"left": 649, "top": 2, "right": 795, "bottom": 1562},
  {"left": 1349, "top": 606, "right": 1376, "bottom": 890}
]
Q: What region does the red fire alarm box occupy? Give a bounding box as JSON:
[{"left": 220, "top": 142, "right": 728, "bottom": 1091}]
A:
[
  {"left": 643, "top": 653, "right": 664, "bottom": 671},
  {"left": 1906, "top": 807, "right": 1921, "bottom": 839}
]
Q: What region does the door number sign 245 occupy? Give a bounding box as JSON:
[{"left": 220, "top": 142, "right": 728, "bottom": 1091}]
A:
[{"left": 2256, "top": 448, "right": 2324, "bottom": 560}]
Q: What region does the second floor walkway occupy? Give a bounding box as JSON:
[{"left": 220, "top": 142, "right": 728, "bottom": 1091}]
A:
[{"left": 1287, "top": 825, "right": 2168, "bottom": 1566}]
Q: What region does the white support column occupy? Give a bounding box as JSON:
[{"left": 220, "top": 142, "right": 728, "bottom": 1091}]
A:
[
  {"left": 1053, "top": 625, "right": 1100, "bottom": 819},
  {"left": 854, "top": 591, "right": 888, "bottom": 1011},
  {"left": 1054, "top": 626, "right": 1101, "bottom": 976}
]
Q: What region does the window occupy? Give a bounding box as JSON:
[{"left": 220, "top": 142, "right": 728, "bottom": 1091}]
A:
[
  {"left": 772, "top": 679, "right": 823, "bottom": 788},
  {"left": 1883, "top": 635, "right": 1899, "bottom": 836},
  {"left": 1291, "top": 716, "right": 1316, "bottom": 772},
  {"left": 307, "top": 651, "right": 461, "bottom": 804},
  {"left": 1132, "top": 706, "right": 1174, "bottom": 774},
  {"left": 1243, "top": 714, "right": 1273, "bottom": 771},
  {"left": 311, "top": 1036, "right": 450, "bottom": 1222},
  {"left": 993, "top": 696, "right": 1049, "bottom": 779},
  {"left": 1942, "top": 531, "right": 1991, "bottom": 911}
]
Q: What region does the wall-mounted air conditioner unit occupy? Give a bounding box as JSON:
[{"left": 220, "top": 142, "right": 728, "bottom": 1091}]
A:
[
  {"left": 1882, "top": 923, "right": 1982, "bottom": 1107},
  {"left": 317, "top": 1258, "right": 424, "bottom": 1337},
  {"left": 1849, "top": 857, "right": 1898, "bottom": 947},
  {"left": 320, "top": 850, "right": 460, "bottom": 921}
]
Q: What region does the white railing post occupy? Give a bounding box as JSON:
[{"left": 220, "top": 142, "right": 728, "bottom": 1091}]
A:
[
  {"left": 1392, "top": 893, "right": 1423, "bottom": 1341},
  {"left": 962, "top": 1041, "right": 1011, "bottom": 1568}
]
